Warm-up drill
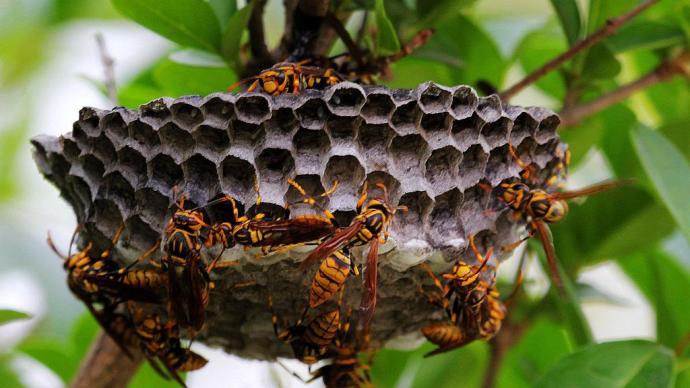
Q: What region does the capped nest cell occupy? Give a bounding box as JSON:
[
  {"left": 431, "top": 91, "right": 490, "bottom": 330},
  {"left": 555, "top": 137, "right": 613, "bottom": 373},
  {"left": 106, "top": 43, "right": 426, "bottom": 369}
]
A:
[{"left": 32, "top": 82, "right": 566, "bottom": 359}]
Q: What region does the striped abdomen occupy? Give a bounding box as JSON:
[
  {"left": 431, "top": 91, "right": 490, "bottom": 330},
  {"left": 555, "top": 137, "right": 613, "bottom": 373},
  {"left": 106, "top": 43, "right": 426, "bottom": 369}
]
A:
[
  {"left": 310, "top": 250, "right": 351, "bottom": 308},
  {"left": 421, "top": 322, "right": 464, "bottom": 347},
  {"left": 304, "top": 309, "right": 340, "bottom": 348}
]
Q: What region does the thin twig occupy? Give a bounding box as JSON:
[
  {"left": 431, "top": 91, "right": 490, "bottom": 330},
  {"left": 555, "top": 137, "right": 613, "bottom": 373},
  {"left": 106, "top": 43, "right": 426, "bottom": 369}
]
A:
[
  {"left": 674, "top": 328, "right": 690, "bottom": 357},
  {"left": 70, "top": 331, "right": 142, "bottom": 388},
  {"left": 560, "top": 51, "right": 689, "bottom": 127},
  {"left": 499, "top": 0, "right": 659, "bottom": 102},
  {"left": 95, "top": 33, "right": 117, "bottom": 106}
]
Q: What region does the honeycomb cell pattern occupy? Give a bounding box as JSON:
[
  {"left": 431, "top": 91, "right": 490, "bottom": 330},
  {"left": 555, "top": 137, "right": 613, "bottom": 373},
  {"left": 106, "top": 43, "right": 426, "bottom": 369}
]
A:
[{"left": 32, "top": 82, "right": 566, "bottom": 359}]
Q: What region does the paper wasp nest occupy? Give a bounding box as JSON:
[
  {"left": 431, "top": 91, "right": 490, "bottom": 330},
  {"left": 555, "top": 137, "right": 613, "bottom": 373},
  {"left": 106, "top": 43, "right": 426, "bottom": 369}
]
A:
[{"left": 32, "top": 82, "right": 564, "bottom": 359}]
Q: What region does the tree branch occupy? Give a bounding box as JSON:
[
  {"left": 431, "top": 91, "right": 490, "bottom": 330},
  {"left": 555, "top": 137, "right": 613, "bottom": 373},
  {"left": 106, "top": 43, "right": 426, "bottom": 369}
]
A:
[
  {"left": 70, "top": 331, "right": 142, "bottom": 388},
  {"left": 248, "top": 0, "right": 273, "bottom": 67},
  {"left": 481, "top": 319, "right": 527, "bottom": 388},
  {"left": 560, "top": 51, "right": 690, "bottom": 127},
  {"left": 499, "top": 0, "right": 659, "bottom": 102},
  {"left": 95, "top": 33, "right": 117, "bottom": 106}
]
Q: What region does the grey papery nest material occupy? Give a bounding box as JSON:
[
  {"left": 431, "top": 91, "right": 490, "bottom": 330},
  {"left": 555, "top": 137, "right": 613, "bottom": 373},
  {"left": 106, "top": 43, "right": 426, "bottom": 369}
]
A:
[{"left": 32, "top": 82, "right": 565, "bottom": 359}]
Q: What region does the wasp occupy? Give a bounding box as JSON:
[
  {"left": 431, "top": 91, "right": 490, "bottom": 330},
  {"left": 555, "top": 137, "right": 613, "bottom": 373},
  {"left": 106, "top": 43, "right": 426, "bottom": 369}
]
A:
[
  {"left": 206, "top": 179, "right": 339, "bottom": 256},
  {"left": 163, "top": 191, "right": 214, "bottom": 335},
  {"left": 493, "top": 144, "right": 632, "bottom": 292},
  {"left": 227, "top": 60, "right": 344, "bottom": 96},
  {"left": 309, "top": 248, "right": 358, "bottom": 309},
  {"left": 269, "top": 293, "right": 340, "bottom": 364},
  {"left": 300, "top": 182, "right": 406, "bottom": 334}
]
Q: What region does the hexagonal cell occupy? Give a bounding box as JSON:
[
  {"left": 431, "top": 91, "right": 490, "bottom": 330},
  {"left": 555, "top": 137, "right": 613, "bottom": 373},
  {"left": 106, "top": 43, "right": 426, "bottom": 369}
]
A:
[
  {"left": 229, "top": 120, "right": 266, "bottom": 146},
  {"left": 364, "top": 171, "right": 402, "bottom": 205},
  {"left": 101, "top": 111, "right": 128, "bottom": 146},
  {"left": 91, "top": 198, "right": 124, "bottom": 239},
  {"left": 128, "top": 119, "right": 160, "bottom": 150},
  {"left": 451, "top": 86, "right": 478, "bottom": 120},
  {"left": 255, "top": 148, "right": 295, "bottom": 205},
  {"left": 512, "top": 137, "right": 537, "bottom": 176},
  {"left": 90, "top": 134, "right": 117, "bottom": 165},
  {"left": 147, "top": 154, "right": 183, "bottom": 193},
  {"left": 62, "top": 137, "right": 81, "bottom": 162},
  {"left": 220, "top": 155, "right": 257, "bottom": 203},
  {"left": 284, "top": 174, "right": 328, "bottom": 211},
  {"left": 296, "top": 98, "right": 329, "bottom": 129},
  {"left": 451, "top": 114, "right": 484, "bottom": 152},
  {"left": 480, "top": 116, "right": 512, "bottom": 149},
  {"left": 427, "top": 189, "right": 464, "bottom": 248},
  {"left": 460, "top": 229, "right": 498, "bottom": 267},
  {"left": 361, "top": 93, "right": 395, "bottom": 124},
  {"left": 394, "top": 191, "right": 433, "bottom": 237},
  {"left": 485, "top": 144, "right": 514, "bottom": 184},
  {"left": 79, "top": 107, "right": 101, "bottom": 137},
  {"left": 266, "top": 107, "right": 299, "bottom": 134},
  {"left": 124, "top": 215, "right": 160, "bottom": 251},
  {"left": 325, "top": 116, "right": 360, "bottom": 141},
  {"left": 390, "top": 101, "right": 421, "bottom": 135},
  {"left": 325, "top": 83, "right": 365, "bottom": 116},
  {"left": 357, "top": 123, "right": 396, "bottom": 170},
  {"left": 99, "top": 170, "right": 136, "bottom": 214},
  {"left": 389, "top": 134, "right": 429, "bottom": 178},
  {"left": 72, "top": 121, "right": 89, "bottom": 148},
  {"left": 535, "top": 114, "right": 560, "bottom": 144},
  {"left": 134, "top": 187, "right": 169, "bottom": 230},
  {"left": 117, "top": 146, "right": 147, "bottom": 184},
  {"left": 323, "top": 155, "right": 365, "bottom": 211},
  {"left": 182, "top": 154, "right": 220, "bottom": 205},
  {"left": 66, "top": 173, "right": 93, "bottom": 221},
  {"left": 458, "top": 144, "right": 489, "bottom": 190},
  {"left": 171, "top": 100, "right": 204, "bottom": 129},
  {"left": 510, "top": 111, "right": 538, "bottom": 145},
  {"left": 194, "top": 124, "right": 230, "bottom": 154},
  {"left": 417, "top": 83, "right": 452, "bottom": 114},
  {"left": 420, "top": 113, "right": 451, "bottom": 142},
  {"left": 202, "top": 95, "right": 234, "bottom": 125},
  {"left": 159, "top": 122, "right": 195, "bottom": 160},
  {"left": 460, "top": 184, "right": 494, "bottom": 236},
  {"left": 292, "top": 128, "right": 331, "bottom": 174},
  {"left": 475, "top": 95, "right": 502, "bottom": 123},
  {"left": 79, "top": 154, "right": 105, "bottom": 186},
  {"left": 235, "top": 94, "right": 272, "bottom": 124},
  {"left": 533, "top": 138, "right": 560, "bottom": 168},
  {"left": 425, "top": 146, "right": 462, "bottom": 194},
  {"left": 140, "top": 98, "right": 172, "bottom": 121}
]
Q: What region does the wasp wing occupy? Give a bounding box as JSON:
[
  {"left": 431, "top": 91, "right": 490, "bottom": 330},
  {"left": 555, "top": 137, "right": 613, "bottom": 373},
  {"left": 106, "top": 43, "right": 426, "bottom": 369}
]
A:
[
  {"left": 299, "top": 222, "right": 363, "bottom": 271},
  {"left": 549, "top": 179, "right": 632, "bottom": 200},
  {"left": 250, "top": 217, "right": 335, "bottom": 246},
  {"left": 534, "top": 221, "right": 564, "bottom": 296},
  {"left": 357, "top": 239, "right": 379, "bottom": 336}
]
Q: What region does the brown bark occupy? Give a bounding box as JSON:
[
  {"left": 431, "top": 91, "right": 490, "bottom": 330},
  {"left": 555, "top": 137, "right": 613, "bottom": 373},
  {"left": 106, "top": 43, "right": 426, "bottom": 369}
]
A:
[{"left": 70, "top": 331, "right": 143, "bottom": 388}]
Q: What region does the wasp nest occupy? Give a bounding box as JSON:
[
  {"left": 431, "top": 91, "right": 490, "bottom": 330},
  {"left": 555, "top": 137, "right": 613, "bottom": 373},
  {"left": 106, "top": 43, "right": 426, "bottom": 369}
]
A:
[{"left": 32, "top": 82, "right": 564, "bottom": 359}]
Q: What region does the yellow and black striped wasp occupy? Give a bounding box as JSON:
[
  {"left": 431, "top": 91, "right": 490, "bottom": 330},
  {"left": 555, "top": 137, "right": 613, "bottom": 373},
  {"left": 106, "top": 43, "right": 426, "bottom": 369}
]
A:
[
  {"left": 300, "top": 182, "right": 407, "bottom": 335},
  {"left": 227, "top": 60, "right": 344, "bottom": 96},
  {"left": 269, "top": 293, "right": 340, "bottom": 365},
  {"left": 492, "top": 143, "right": 631, "bottom": 292}
]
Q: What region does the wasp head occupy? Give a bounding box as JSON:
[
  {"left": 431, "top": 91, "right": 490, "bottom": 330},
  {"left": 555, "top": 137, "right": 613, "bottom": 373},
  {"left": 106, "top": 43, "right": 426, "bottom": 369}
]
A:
[{"left": 543, "top": 199, "right": 569, "bottom": 223}]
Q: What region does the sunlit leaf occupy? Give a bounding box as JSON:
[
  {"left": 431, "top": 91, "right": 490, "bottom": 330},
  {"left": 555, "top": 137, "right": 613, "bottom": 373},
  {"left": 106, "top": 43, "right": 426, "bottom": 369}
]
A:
[
  {"left": 581, "top": 43, "right": 621, "bottom": 80},
  {"left": 385, "top": 57, "right": 456, "bottom": 89},
  {"left": 0, "top": 309, "right": 30, "bottom": 325},
  {"left": 514, "top": 22, "right": 568, "bottom": 99},
  {"left": 632, "top": 125, "right": 690, "bottom": 242},
  {"left": 550, "top": 0, "right": 581, "bottom": 45},
  {"left": 220, "top": 2, "right": 253, "bottom": 71},
  {"left": 375, "top": 0, "right": 401, "bottom": 56},
  {"left": 415, "top": 0, "right": 478, "bottom": 28},
  {"left": 152, "top": 59, "right": 236, "bottom": 97},
  {"left": 112, "top": 0, "right": 221, "bottom": 52},
  {"left": 535, "top": 340, "right": 675, "bottom": 388},
  {"left": 607, "top": 21, "right": 687, "bottom": 53},
  {"left": 169, "top": 49, "right": 227, "bottom": 68},
  {"left": 207, "top": 0, "right": 236, "bottom": 28}
]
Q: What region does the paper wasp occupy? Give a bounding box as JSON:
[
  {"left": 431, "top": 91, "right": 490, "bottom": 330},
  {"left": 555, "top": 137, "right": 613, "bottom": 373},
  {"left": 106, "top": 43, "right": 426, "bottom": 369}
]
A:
[
  {"left": 300, "top": 182, "right": 406, "bottom": 334},
  {"left": 227, "top": 61, "right": 344, "bottom": 96},
  {"left": 206, "top": 179, "right": 339, "bottom": 255},
  {"left": 492, "top": 144, "right": 631, "bottom": 292},
  {"left": 269, "top": 293, "right": 340, "bottom": 365}
]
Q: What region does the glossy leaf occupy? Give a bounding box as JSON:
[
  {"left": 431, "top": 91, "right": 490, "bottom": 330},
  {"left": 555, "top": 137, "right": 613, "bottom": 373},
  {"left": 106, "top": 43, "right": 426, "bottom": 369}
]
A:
[
  {"left": 632, "top": 125, "right": 690, "bottom": 242},
  {"left": 112, "top": 0, "right": 221, "bottom": 52},
  {"left": 375, "top": 0, "right": 401, "bottom": 56},
  {"left": 535, "top": 340, "right": 675, "bottom": 388},
  {"left": 220, "top": 3, "right": 253, "bottom": 70},
  {"left": 0, "top": 309, "right": 30, "bottom": 325},
  {"left": 607, "top": 21, "right": 687, "bottom": 53},
  {"left": 386, "top": 57, "right": 456, "bottom": 89},
  {"left": 581, "top": 43, "right": 621, "bottom": 80},
  {"left": 619, "top": 250, "right": 690, "bottom": 354},
  {"left": 415, "top": 0, "right": 478, "bottom": 27},
  {"left": 497, "top": 320, "right": 573, "bottom": 388},
  {"left": 207, "top": 0, "right": 236, "bottom": 28},
  {"left": 412, "top": 341, "right": 488, "bottom": 388},
  {"left": 550, "top": 0, "right": 581, "bottom": 45},
  {"left": 599, "top": 104, "right": 641, "bottom": 178},
  {"left": 659, "top": 120, "right": 690, "bottom": 162},
  {"left": 152, "top": 59, "right": 237, "bottom": 97},
  {"left": 514, "top": 22, "right": 568, "bottom": 99}
]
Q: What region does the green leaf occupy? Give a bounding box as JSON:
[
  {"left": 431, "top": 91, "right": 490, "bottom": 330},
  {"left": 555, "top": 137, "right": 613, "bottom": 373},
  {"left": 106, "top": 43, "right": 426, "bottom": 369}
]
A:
[
  {"left": 69, "top": 311, "right": 100, "bottom": 361},
  {"left": 550, "top": 0, "right": 581, "bottom": 46},
  {"left": 375, "top": 0, "right": 401, "bottom": 56},
  {"left": 220, "top": 2, "right": 253, "bottom": 71},
  {"left": 497, "top": 320, "right": 573, "bottom": 388},
  {"left": 0, "top": 357, "right": 22, "bottom": 388},
  {"left": 535, "top": 340, "right": 675, "bottom": 388},
  {"left": 632, "top": 125, "right": 690, "bottom": 243},
  {"left": 619, "top": 250, "right": 690, "bottom": 353},
  {"left": 0, "top": 309, "right": 30, "bottom": 325},
  {"left": 415, "top": 0, "right": 478, "bottom": 28},
  {"left": 385, "top": 57, "right": 456, "bottom": 89},
  {"left": 111, "top": 0, "right": 221, "bottom": 52},
  {"left": 607, "top": 21, "right": 687, "bottom": 53},
  {"left": 412, "top": 342, "right": 488, "bottom": 388},
  {"left": 19, "top": 340, "right": 77, "bottom": 383},
  {"left": 153, "top": 58, "right": 237, "bottom": 97},
  {"left": 118, "top": 60, "right": 166, "bottom": 108},
  {"left": 581, "top": 43, "right": 621, "bottom": 80},
  {"left": 514, "top": 22, "right": 568, "bottom": 99},
  {"left": 0, "top": 118, "right": 29, "bottom": 202},
  {"left": 130, "top": 362, "right": 182, "bottom": 387},
  {"left": 207, "top": 0, "right": 236, "bottom": 28},
  {"left": 660, "top": 120, "right": 690, "bottom": 162},
  {"left": 599, "top": 104, "right": 641, "bottom": 178}
]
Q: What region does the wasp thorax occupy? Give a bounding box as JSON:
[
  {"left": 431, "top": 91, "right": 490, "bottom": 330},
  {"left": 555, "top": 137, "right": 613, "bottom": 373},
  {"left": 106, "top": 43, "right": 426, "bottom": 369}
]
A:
[{"left": 172, "top": 211, "right": 205, "bottom": 232}]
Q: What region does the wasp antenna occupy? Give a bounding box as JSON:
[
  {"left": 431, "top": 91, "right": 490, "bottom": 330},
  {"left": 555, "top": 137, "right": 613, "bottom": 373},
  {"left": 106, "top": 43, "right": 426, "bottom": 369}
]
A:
[
  {"left": 67, "top": 224, "right": 81, "bottom": 258},
  {"left": 321, "top": 180, "right": 339, "bottom": 198},
  {"left": 46, "top": 232, "right": 66, "bottom": 259},
  {"left": 227, "top": 77, "right": 252, "bottom": 92}
]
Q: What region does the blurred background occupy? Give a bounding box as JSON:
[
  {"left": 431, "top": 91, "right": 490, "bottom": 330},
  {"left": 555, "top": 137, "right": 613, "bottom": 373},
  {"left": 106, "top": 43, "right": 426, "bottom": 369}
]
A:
[{"left": 0, "top": 0, "right": 689, "bottom": 387}]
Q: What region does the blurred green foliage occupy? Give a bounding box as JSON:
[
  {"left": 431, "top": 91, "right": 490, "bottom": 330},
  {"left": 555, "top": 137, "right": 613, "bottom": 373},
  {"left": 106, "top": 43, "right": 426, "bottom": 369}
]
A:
[{"left": 1, "top": 0, "right": 689, "bottom": 386}]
